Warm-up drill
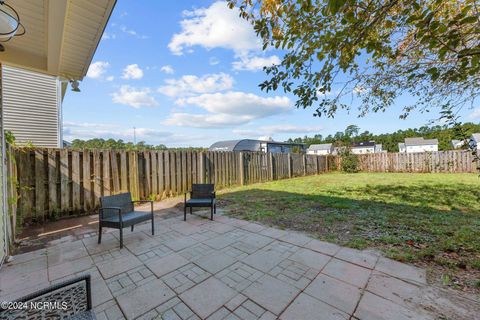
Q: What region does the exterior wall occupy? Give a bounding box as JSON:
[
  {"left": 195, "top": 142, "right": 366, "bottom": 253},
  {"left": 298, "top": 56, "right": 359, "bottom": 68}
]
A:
[
  {"left": 307, "top": 149, "right": 330, "bottom": 155},
  {"left": 351, "top": 146, "right": 375, "bottom": 154},
  {"left": 2, "top": 65, "right": 62, "bottom": 148},
  {"left": 405, "top": 144, "right": 438, "bottom": 153}
]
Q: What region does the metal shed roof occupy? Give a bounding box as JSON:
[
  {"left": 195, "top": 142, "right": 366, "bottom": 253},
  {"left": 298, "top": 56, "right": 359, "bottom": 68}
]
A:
[{"left": 308, "top": 143, "right": 332, "bottom": 151}]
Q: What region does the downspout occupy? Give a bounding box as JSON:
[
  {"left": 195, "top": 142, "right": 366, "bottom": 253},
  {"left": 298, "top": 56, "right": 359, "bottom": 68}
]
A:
[{"left": 0, "top": 63, "right": 9, "bottom": 268}]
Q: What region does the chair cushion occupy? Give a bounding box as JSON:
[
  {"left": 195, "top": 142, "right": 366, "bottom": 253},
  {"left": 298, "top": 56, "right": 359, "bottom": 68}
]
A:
[
  {"left": 186, "top": 198, "right": 214, "bottom": 206},
  {"left": 101, "top": 211, "right": 151, "bottom": 225}
]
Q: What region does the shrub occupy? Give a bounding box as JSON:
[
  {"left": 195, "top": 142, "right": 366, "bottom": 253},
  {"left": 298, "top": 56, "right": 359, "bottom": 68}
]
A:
[{"left": 340, "top": 150, "right": 359, "bottom": 173}]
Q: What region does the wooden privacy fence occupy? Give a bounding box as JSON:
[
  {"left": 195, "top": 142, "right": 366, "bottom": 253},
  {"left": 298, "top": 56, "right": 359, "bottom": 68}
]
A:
[
  {"left": 334, "top": 150, "right": 479, "bottom": 173},
  {"left": 9, "top": 148, "right": 329, "bottom": 224}
]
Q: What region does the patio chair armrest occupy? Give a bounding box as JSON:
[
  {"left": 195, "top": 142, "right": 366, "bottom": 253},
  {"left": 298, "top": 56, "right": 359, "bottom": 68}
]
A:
[
  {"left": 211, "top": 191, "right": 216, "bottom": 198},
  {"left": 99, "top": 207, "right": 122, "bottom": 222},
  {"left": 184, "top": 191, "right": 191, "bottom": 202},
  {"left": 132, "top": 200, "right": 154, "bottom": 213}
]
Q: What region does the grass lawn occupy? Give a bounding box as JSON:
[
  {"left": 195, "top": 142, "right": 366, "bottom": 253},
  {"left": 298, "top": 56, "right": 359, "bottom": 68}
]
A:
[{"left": 218, "top": 172, "right": 480, "bottom": 292}]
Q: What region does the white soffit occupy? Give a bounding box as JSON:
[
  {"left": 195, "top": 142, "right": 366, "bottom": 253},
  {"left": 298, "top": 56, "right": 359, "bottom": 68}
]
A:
[{"left": 0, "top": 0, "right": 116, "bottom": 80}]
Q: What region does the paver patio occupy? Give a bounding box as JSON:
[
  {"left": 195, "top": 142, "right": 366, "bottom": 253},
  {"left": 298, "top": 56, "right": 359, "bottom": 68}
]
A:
[{"left": 1, "top": 207, "right": 479, "bottom": 320}]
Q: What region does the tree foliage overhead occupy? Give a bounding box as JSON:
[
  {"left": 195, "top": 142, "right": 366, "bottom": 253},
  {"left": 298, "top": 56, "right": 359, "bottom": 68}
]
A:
[
  {"left": 228, "top": 0, "right": 480, "bottom": 118},
  {"left": 287, "top": 122, "right": 480, "bottom": 152}
]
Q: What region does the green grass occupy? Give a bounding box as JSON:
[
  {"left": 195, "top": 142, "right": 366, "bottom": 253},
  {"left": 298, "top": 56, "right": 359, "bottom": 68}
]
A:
[{"left": 218, "top": 173, "right": 480, "bottom": 290}]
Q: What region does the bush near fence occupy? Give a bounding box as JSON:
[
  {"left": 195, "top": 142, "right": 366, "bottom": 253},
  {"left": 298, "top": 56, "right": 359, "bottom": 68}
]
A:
[{"left": 6, "top": 147, "right": 477, "bottom": 229}]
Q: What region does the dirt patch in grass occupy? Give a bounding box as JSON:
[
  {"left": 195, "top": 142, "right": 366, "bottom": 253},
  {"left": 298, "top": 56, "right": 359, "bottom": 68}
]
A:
[{"left": 218, "top": 173, "right": 480, "bottom": 294}]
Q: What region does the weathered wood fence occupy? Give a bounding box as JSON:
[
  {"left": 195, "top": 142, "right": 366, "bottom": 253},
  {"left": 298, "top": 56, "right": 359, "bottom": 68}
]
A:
[
  {"left": 334, "top": 150, "right": 478, "bottom": 173},
  {"left": 8, "top": 148, "right": 329, "bottom": 224}
]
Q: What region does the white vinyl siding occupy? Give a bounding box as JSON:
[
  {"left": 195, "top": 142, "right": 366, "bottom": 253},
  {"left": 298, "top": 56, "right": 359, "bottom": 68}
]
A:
[
  {"left": 0, "top": 69, "right": 5, "bottom": 265},
  {"left": 2, "top": 65, "right": 61, "bottom": 148}
]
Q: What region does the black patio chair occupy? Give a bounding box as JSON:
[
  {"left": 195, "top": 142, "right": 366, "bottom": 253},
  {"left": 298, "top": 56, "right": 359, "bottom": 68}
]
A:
[
  {"left": 0, "top": 274, "right": 94, "bottom": 320},
  {"left": 98, "top": 192, "right": 154, "bottom": 248},
  {"left": 184, "top": 184, "right": 216, "bottom": 221}
]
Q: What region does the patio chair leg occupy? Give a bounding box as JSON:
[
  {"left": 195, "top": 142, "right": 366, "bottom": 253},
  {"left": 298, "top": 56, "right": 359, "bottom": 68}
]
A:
[
  {"left": 190, "top": 206, "right": 192, "bottom": 214},
  {"left": 119, "top": 227, "right": 123, "bottom": 249},
  {"left": 151, "top": 217, "right": 155, "bottom": 235},
  {"left": 131, "top": 225, "right": 134, "bottom": 232},
  {"left": 184, "top": 205, "right": 187, "bottom": 221},
  {"left": 98, "top": 225, "right": 102, "bottom": 244},
  {"left": 210, "top": 206, "right": 213, "bottom": 220},
  {"left": 214, "top": 204, "right": 216, "bottom": 214}
]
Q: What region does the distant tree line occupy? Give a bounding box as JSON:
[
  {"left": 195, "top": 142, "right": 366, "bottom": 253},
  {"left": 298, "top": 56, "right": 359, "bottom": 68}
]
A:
[
  {"left": 69, "top": 138, "right": 206, "bottom": 152},
  {"left": 287, "top": 123, "right": 480, "bottom": 152}
]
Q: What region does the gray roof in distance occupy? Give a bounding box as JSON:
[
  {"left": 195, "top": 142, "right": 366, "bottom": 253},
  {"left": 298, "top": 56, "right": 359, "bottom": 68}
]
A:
[
  {"left": 308, "top": 143, "right": 332, "bottom": 151},
  {"left": 352, "top": 141, "right": 375, "bottom": 148},
  {"left": 404, "top": 137, "right": 438, "bottom": 146}
]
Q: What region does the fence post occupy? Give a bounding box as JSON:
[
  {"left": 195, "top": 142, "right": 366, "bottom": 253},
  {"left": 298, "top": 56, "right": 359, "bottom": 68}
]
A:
[
  {"left": 239, "top": 152, "right": 245, "bottom": 185},
  {"left": 268, "top": 152, "right": 274, "bottom": 181},
  {"left": 303, "top": 154, "right": 307, "bottom": 176},
  {"left": 288, "top": 153, "right": 292, "bottom": 178}
]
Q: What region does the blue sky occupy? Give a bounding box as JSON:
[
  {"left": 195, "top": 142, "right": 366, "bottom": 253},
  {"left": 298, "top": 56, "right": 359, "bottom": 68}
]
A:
[{"left": 62, "top": 0, "right": 480, "bottom": 147}]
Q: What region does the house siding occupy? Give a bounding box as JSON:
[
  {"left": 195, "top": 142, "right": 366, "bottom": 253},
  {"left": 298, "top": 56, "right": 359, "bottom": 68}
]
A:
[
  {"left": 2, "top": 65, "right": 61, "bottom": 148},
  {"left": 0, "top": 67, "right": 6, "bottom": 265}
]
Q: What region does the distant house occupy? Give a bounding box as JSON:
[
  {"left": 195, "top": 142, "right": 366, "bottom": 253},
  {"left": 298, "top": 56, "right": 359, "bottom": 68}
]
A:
[
  {"left": 350, "top": 141, "right": 383, "bottom": 154},
  {"left": 451, "top": 139, "right": 465, "bottom": 149},
  {"left": 209, "top": 139, "right": 306, "bottom": 153},
  {"left": 399, "top": 137, "right": 438, "bottom": 153},
  {"left": 307, "top": 143, "right": 334, "bottom": 155},
  {"left": 470, "top": 133, "right": 480, "bottom": 150},
  {"left": 2, "top": 65, "right": 64, "bottom": 148}
]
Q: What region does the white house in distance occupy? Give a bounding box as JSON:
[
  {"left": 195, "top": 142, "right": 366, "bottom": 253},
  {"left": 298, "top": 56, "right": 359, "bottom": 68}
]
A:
[
  {"left": 350, "top": 141, "right": 383, "bottom": 154},
  {"left": 307, "top": 143, "right": 334, "bottom": 155},
  {"left": 470, "top": 133, "right": 480, "bottom": 150},
  {"left": 451, "top": 139, "right": 465, "bottom": 149},
  {"left": 399, "top": 137, "right": 439, "bottom": 153}
]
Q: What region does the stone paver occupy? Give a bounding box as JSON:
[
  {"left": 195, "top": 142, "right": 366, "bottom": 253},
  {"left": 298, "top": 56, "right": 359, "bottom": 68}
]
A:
[
  {"left": 116, "top": 279, "right": 176, "bottom": 320},
  {"left": 162, "top": 263, "right": 211, "bottom": 293},
  {"left": 322, "top": 258, "right": 372, "bottom": 288},
  {"left": 304, "top": 273, "right": 361, "bottom": 314},
  {"left": 146, "top": 253, "right": 189, "bottom": 277},
  {"left": 354, "top": 292, "right": 434, "bottom": 320},
  {"left": 269, "top": 259, "right": 317, "bottom": 289},
  {"left": 96, "top": 253, "right": 143, "bottom": 279},
  {"left": 280, "top": 293, "right": 349, "bottom": 320},
  {"left": 1, "top": 209, "right": 471, "bottom": 320},
  {"left": 180, "top": 277, "right": 236, "bottom": 319},
  {"left": 194, "top": 251, "right": 237, "bottom": 274},
  {"left": 243, "top": 274, "right": 300, "bottom": 315},
  {"left": 288, "top": 247, "right": 331, "bottom": 270},
  {"left": 374, "top": 257, "right": 426, "bottom": 284},
  {"left": 216, "top": 262, "right": 264, "bottom": 291},
  {"left": 335, "top": 247, "right": 378, "bottom": 269},
  {"left": 106, "top": 265, "right": 156, "bottom": 297}
]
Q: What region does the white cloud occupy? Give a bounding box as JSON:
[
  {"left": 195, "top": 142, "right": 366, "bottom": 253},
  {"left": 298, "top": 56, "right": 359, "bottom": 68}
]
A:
[
  {"left": 122, "top": 64, "right": 144, "bottom": 80},
  {"left": 101, "top": 32, "right": 116, "bottom": 40},
  {"left": 232, "top": 55, "right": 281, "bottom": 71},
  {"left": 166, "top": 91, "right": 292, "bottom": 128},
  {"left": 86, "top": 61, "right": 110, "bottom": 79},
  {"left": 160, "top": 65, "right": 175, "bottom": 74},
  {"left": 158, "top": 73, "right": 234, "bottom": 98},
  {"left": 120, "top": 25, "right": 148, "bottom": 39},
  {"left": 176, "top": 91, "right": 291, "bottom": 117},
  {"left": 112, "top": 85, "right": 158, "bottom": 108},
  {"left": 233, "top": 124, "right": 323, "bottom": 137},
  {"left": 164, "top": 113, "right": 250, "bottom": 128},
  {"left": 469, "top": 108, "right": 480, "bottom": 119},
  {"left": 209, "top": 57, "right": 220, "bottom": 65},
  {"left": 168, "top": 1, "right": 261, "bottom": 56},
  {"left": 106, "top": 76, "right": 115, "bottom": 81}
]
